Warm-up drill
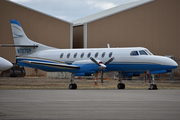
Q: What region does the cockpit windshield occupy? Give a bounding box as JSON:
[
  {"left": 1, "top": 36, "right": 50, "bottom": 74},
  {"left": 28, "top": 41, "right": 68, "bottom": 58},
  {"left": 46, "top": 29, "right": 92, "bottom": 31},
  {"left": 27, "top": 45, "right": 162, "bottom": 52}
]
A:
[
  {"left": 139, "top": 50, "right": 148, "bottom": 55},
  {"left": 130, "top": 49, "right": 154, "bottom": 56},
  {"left": 144, "top": 49, "right": 153, "bottom": 55},
  {"left": 130, "top": 51, "right": 139, "bottom": 56}
]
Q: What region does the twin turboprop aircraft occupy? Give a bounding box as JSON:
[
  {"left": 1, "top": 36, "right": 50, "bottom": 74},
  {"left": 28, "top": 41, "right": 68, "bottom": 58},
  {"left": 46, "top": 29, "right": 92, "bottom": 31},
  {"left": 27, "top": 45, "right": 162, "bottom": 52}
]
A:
[{"left": 3, "top": 20, "right": 178, "bottom": 90}]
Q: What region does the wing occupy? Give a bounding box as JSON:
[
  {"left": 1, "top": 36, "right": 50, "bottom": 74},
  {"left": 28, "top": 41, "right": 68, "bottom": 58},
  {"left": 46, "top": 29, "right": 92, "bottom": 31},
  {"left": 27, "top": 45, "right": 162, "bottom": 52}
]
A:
[
  {"left": 0, "top": 44, "right": 38, "bottom": 47},
  {"left": 21, "top": 60, "right": 80, "bottom": 70}
]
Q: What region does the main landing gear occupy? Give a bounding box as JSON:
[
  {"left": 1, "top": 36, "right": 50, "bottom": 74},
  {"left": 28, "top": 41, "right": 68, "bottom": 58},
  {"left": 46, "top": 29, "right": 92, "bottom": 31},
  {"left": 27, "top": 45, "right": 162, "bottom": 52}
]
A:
[
  {"left": 117, "top": 72, "right": 125, "bottom": 89},
  {"left": 149, "top": 74, "right": 158, "bottom": 90},
  {"left": 69, "top": 73, "right": 77, "bottom": 90}
]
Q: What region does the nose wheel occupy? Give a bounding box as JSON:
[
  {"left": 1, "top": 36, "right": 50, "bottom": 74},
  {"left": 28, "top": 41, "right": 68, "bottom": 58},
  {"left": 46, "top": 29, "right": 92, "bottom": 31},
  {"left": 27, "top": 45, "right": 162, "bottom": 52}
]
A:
[{"left": 149, "top": 74, "right": 158, "bottom": 90}]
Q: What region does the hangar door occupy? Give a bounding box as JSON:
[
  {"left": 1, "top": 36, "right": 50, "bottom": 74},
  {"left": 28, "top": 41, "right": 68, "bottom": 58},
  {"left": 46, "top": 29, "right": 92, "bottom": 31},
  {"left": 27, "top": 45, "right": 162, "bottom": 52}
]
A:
[{"left": 73, "top": 25, "right": 84, "bottom": 48}]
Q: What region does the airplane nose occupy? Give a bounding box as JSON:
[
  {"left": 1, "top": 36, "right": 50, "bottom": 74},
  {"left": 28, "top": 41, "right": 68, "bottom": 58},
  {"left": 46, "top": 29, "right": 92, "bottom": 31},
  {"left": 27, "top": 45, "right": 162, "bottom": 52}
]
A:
[
  {"left": 172, "top": 60, "right": 178, "bottom": 68},
  {"left": 0, "top": 57, "right": 13, "bottom": 71},
  {"left": 163, "top": 57, "right": 178, "bottom": 69}
]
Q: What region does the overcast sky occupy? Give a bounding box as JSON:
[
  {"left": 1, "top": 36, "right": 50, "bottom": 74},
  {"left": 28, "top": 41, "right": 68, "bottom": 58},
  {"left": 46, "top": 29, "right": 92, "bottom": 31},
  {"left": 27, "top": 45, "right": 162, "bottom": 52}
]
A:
[{"left": 9, "top": 0, "right": 138, "bottom": 22}]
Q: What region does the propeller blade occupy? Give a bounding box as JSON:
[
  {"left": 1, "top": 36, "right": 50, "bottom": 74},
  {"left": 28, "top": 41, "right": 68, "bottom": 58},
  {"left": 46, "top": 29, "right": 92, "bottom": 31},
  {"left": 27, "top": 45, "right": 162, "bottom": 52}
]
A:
[
  {"left": 105, "top": 57, "right": 114, "bottom": 65},
  {"left": 90, "top": 57, "right": 100, "bottom": 66}
]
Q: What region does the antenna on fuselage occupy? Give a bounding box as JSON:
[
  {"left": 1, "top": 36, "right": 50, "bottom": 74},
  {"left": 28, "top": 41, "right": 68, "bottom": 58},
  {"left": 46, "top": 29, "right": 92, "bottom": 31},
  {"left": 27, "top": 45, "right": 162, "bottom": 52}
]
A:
[{"left": 107, "top": 44, "right": 110, "bottom": 48}]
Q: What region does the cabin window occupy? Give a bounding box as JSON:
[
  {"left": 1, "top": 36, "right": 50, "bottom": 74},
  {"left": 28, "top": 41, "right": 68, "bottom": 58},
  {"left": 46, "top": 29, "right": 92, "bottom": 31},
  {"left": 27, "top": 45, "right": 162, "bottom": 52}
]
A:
[
  {"left": 67, "top": 53, "right": 70, "bottom": 58},
  {"left": 139, "top": 50, "right": 148, "bottom": 55},
  {"left": 130, "top": 51, "right": 139, "bottom": 56},
  {"left": 102, "top": 52, "right": 105, "bottom": 58},
  {"left": 60, "top": 53, "right": 64, "bottom": 58},
  {"left": 109, "top": 52, "right": 113, "bottom": 58},
  {"left": 95, "top": 52, "right": 98, "bottom": 58},
  {"left": 74, "top": 53, "right": 77, "bottom": 58},
  {"left": 81, "top": 53, "right": 84, "bottom": 58},
  {"left": 87, "top": 52, "right": 91, "bottom": 58}
]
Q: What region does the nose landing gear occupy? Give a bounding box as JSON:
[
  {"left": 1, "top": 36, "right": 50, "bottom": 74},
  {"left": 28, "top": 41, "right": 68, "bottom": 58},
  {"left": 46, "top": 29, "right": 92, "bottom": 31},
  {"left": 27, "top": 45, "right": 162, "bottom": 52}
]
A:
[{"left": 149, "top": 74, "right": 158, "bottom": 90}]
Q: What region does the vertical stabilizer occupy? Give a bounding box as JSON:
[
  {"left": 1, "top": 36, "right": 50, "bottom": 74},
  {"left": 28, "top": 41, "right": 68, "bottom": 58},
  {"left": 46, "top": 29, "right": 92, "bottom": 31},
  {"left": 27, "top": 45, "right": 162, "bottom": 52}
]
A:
[{"left": 10, "top": 20, "right": 54, "bottom": 56}]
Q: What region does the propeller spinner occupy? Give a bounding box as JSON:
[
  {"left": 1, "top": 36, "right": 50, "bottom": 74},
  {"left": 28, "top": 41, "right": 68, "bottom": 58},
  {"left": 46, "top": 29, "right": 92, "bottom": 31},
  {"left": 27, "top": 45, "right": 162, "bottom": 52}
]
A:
[{"left": 90, "top": 57, "right": 114, "bottom": 85}]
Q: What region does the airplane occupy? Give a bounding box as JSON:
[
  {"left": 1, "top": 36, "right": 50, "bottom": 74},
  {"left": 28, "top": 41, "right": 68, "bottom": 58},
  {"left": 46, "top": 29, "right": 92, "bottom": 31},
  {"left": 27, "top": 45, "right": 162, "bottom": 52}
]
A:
[
  {"left": 1, "top": 19, "right": 178, "bottom": 90},
  {"left": 0, "top": 57, "right": 13, "bottom": 71}
]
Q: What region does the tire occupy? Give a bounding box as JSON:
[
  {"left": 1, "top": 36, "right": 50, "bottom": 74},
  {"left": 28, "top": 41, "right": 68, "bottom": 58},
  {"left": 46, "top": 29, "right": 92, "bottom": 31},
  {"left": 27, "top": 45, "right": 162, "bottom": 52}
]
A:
[
  {"left": 69, "top": 84, "right": 73, "bottom": 89},
  {"left": 117, "top": 83, "right": 121, "bottom": 89},
  {"left": 153, "top": 84, "right": 157, "bottom": 89},
  {"left": 117, "top": 83, "right": 125, "bottom": 89},
  {"left": 69, "top": 84, "right": 77, "bottom": 90},
  {"left": 122, "top": 83, "right": 125, "bottom": 89},
  {"left": 150, "top": 84, "right": 154, "bottom": 90},
  {"left": 73, "top": 84, "right": 77, "bottom": 89}
]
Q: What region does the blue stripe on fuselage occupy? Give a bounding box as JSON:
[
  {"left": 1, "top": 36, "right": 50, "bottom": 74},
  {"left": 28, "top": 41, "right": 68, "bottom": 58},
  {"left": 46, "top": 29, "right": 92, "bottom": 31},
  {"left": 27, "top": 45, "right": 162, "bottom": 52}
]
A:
[
  {"left": 17, "top": 58, "right": 176, "bottom": 73},
  {"left": 104, "top": 63, "right": 176, "bottom": 72}
]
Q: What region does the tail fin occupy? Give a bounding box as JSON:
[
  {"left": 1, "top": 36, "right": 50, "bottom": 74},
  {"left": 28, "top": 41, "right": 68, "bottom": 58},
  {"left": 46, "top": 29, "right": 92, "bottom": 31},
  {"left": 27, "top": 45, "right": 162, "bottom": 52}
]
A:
[{"left": 10, "top": 20, "right": 54, "bottom": 56}]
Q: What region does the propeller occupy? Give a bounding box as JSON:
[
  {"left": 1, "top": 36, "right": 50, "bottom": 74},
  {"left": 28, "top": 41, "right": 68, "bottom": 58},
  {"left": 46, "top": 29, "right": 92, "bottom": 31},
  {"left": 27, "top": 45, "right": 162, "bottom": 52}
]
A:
[
  {"left": 105, "top": 57, "right": 114, "bottom": 65},
  {"left": 90, "top": 57, "right": 114, "bottom": 85}
]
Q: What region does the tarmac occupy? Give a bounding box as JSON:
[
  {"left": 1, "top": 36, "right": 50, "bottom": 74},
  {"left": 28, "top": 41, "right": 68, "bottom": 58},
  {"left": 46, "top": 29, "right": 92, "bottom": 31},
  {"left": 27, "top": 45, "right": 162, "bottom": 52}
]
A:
[{"left": 0, "top": 89, "right": 180, "bottom": 120}]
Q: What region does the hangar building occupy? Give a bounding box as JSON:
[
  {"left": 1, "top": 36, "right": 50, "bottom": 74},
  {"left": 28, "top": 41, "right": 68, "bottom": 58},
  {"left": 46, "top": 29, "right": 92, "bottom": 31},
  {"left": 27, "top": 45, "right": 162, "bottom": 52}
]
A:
[
  {"left": 0, "top": 0, "right": 73, "bottom": 75},
  {"left": 0, "top": 0, "right": 179, "bottom": 77},
  {"left": 73, "top": 0, "right": 180, "bottom": 75}
]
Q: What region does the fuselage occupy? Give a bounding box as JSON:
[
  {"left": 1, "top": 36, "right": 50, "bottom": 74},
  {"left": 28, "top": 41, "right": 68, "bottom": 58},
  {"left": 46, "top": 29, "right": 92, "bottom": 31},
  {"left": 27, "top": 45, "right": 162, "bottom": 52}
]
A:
[{"left": 17, "top": 47, "right": 178, "bottom": 75}]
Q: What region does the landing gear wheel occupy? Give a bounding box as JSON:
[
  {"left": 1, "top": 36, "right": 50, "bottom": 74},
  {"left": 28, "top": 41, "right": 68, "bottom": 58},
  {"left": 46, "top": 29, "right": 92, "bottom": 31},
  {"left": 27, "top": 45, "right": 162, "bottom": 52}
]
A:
[
  {"left": 149, "top": 84, "right": 158, "bottom": 90},
  {"left": 150, "top": 84, "right": 154, "bottom": 90},
  {"left": 153, "top": 84, "right": 157, "bottom": 89},
  {"left": 74, "top": 84, "right": 77, "bottom": 89},
  {"left": 117, "top": 83, "right": 125, "bottom": 89},
  {"left": 69, "top": 84, "right": 77, "bottom": 90}
]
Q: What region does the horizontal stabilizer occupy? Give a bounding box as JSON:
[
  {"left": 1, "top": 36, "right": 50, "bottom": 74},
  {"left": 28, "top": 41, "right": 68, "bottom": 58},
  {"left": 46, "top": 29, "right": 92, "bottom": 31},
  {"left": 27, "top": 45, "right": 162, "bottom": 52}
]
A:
[
  {"left": 0, "top": 44, "right": 38, "bottom": 47},
  {"left": 21, "top": 60, "right": 80, "bottom": 70}
]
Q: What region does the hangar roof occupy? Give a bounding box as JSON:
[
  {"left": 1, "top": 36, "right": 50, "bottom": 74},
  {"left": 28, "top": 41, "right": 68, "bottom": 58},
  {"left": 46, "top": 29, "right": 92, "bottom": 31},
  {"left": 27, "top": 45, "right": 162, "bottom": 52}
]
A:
[
  {"left": 7, "top": 0, "right": 72, "bottom": 24},
  {"left": 72, "top": 0, "right": 154, "bottom": 25}
]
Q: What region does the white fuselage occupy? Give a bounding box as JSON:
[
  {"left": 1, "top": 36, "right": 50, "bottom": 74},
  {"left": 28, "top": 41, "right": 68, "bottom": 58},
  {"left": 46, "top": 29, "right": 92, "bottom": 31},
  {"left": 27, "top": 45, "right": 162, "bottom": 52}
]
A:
[
  {"left": 35, "top": 47, "right": 177, "bottom": 66},
  {"left": 17, "top": 47, "right": 178, "bottom": 74}
]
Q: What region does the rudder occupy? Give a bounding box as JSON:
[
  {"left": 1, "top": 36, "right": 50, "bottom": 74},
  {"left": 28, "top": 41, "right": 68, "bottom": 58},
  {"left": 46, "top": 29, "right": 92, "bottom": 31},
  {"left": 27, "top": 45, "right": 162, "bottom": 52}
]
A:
[{"left": 10, "top": 19, "right": 54, "bottom": 56}]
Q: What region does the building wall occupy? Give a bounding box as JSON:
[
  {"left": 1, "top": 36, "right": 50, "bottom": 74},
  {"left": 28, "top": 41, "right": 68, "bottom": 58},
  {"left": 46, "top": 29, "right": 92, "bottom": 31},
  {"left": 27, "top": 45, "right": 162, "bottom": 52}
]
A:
[
  {"left": 73, "top": 25, "right": 84, "bottom": 48},
  {"left": 87, "top": 0, "right": 180, "bottom": 74},
  {"left": 0, "top": 0, "right": 72, "bottom": 75}
]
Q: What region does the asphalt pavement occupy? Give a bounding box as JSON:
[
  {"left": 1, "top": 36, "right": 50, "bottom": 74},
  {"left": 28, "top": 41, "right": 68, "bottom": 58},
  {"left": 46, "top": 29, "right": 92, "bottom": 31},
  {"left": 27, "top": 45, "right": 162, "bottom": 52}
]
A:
[{"left": 0, "top": 90, "right": 180, "bottom": 120}]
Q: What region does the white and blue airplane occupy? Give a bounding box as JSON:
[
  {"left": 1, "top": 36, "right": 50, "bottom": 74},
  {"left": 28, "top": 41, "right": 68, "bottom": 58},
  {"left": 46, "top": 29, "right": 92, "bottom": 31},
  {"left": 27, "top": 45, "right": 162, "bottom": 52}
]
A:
[
  {"left": 3, "top": 19, "right": 178, "bottom": 89},
  {"left": 0, "top": 57, "right": 13, "bottom": 71}
]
